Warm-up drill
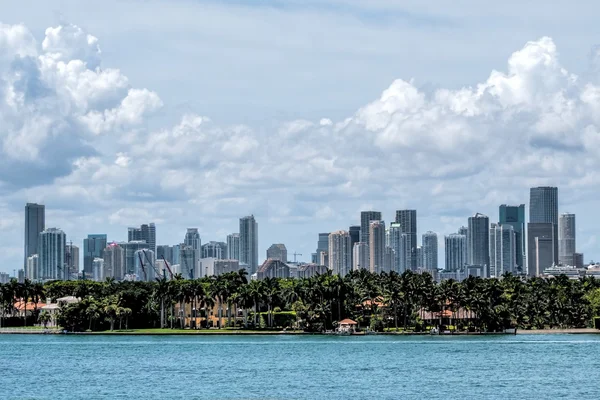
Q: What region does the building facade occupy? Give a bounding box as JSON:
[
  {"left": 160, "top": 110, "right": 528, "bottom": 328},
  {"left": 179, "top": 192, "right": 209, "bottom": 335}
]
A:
[
  {"left": 530, "top": 187, "right": 558, "bottom": 265},
  {"left": 353, "top": 242, "right": 369, "bottom": 271},
  {"left": 202, "top": 241, "right": 227, "bottom": 260},
  {"left": 83, "top": 234, "right": 107, "bottom": 277},
  {"left": 328, "top": 231, "right": 352, "bottom": 277},
  {"left": 38, "top": 228, "right": 66, "bottom": 280},
  {"left": 226, "top": 233, "right": 241, "bottom": 260},
  {"left": 24, "top": 203, "right": 45, "bottom": 270},
  {"left": 558, "top": 213, "right": 576, "bottom": 266},
  {"left": 184, "top": 228, "right": 201, "bottom": 273},
  {"left": 240, "top": 215, "right": 258, "bottom": 274},
  {"left": 422, "top": 231, "right": 438, "bottom": 271},
  {"left": 267, "top": 243, "right": 288, "bottom": 262},
  {"left": 490, "top": 224, "right": 516, "bottom": 277},
  {"left": 499, "top": 204, "right": 526, "bottom": 272},
  {"left": 395, "top": 210, "right": 418, "bottom": 270},
  {"left": 128, "top": 223, "right": 156, "bottom": 253},
  {"left": 527, "top": 223, "right": 555, "bottom": 276},
  {"left": 369, "top": 220, "right": 385, "bottom": 274},
  {"left": 445, "top": 234, "right": 466, "bottom": 272},
  {"left": 102, "top": 243, "right": 125, "bottom": 280},
  {"left": 467, "top": 213, "right": 490, "bottom": 274}
]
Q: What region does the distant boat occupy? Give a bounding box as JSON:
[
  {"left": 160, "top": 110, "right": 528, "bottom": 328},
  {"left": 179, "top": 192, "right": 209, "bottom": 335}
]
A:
[{"left": 504, "top": 328, "right": 517, "bottom": 334}]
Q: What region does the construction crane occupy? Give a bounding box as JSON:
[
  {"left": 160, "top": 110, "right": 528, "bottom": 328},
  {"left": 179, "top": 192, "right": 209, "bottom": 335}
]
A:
[
  {"left": 161, "top": 255, "right": 174, "bottom": 279},
  {"left": 182, "top": 254, "right": 193, "bottom": 280},
  {"left": 137, "top": 252, "right": 148, "bottom": 281},
  {"left": 292, "top": 252, "right": 303, "bottom": 263}
]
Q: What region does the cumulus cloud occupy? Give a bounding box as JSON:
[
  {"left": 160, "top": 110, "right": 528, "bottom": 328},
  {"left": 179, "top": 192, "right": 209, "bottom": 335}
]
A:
[{"left": 3, "top": 21, "right": 600, "bottom": 270}]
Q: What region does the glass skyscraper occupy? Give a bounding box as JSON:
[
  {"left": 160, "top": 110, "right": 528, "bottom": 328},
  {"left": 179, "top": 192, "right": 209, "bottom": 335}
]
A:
[
  {"left": 529, "top": 187, "right": 558, "bottom": 265},
  {"left": 24, "top": 203, "right": 45, "bottom": 271},
  {"left": 499, "top": 204, "right": 525, "bottom": 272}
]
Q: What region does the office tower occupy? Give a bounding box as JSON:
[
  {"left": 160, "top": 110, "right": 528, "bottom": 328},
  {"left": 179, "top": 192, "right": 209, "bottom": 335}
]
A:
[
  {"left": 202, "top": 241, "right": 227, "bottom": 259},
  {"left": 445, "top": 234, "right": 467, "bottom": 271},
  {"left": 156, "top": 245, "right": 174, "bottom": 264},
  {"left": 83, "top": 234, "right": 107, "bottom": 276},
  {"left": 388, "top": 223, "right": 402, "bottom": 273},
  {"left": 530, "top": 187, "right": 558, "bottom": 264},
  {"left": 422, "top": 232, "right": 438, "bottom": 271},
  {"left": 395, "top": 210, "right": 418, "bottom": 270},
  {"left": 489, "top": 224, "right": 516, "bottom": 277},
  {"left": 267, "top": 244, "right": 288, "bottom": 262},
  {"left": 240, "top": 215, "right": 258, "bottom": 274},
  {"left": 128, "top": 223, "right": 156, "bottom": 253},
  {"left": 64, "top": 244, "right": 79, "bottom": 277},
  {"left": 399, "top": 233, "right": 413, "bottom": 273},
  {"left": 17, "top": 269, "right": 24, "bottom": 283},
  {"left": 24, "top": 203, "right": 45, "bottom": 269},
  {"left": 328, "top": 231, "right": 352, "bottom": 277},
  {"left": 26, "top": 254, "right": 39, "bottom": 281},
  {"left": 384, "top": 246, "right": 395, "bottom": 273},
  {"left": 38, "top": 228, "right": 66, "bottom": 280},
  {"left": 349, "top": 226, "right": 360, "bottom": 266},
  {"left": 573, "top": 253, "right": 584, "bottom": 268},
  {"left": 527, "top": 223, "right": 554, "bottom": 276},
  {"left": 184, "top": 228, "right": 201, "bottom": 272},
  {"left": 102, "top": 243, "right": 125, "bottom": 280},
  {"left": 360, "top": 211, "right": 382, "bottom": 244},
  {"left": 416, "top": 246, "right": 423, "bottom": 269},
  {"left": 92, "top": 258, "right": 104, "bottom": 282},
  {"left": 369, "top": 220, "right": 385, "bottom": 274},
  {"left": 134, "top": 249, "right": 155, "bottom": 281},
  {"left": 316, "top": 233, "right": 329, "bottom": 259},
  {"left": 558, "top": 213, "right": 576, "bottom": 266},
  {"left": 120, "top": 241, "right": 150, "bottom": 276},
  {"left": 458, "top": 226, "right": 468, "bottom": 236},
  {"left": 171, "top": 244, "right": 181, "bottom": 265},
  {"left": 467, "top": 213, "right": 490, "bottom": 274},
  {"left": 499, "top": 205, "right": 526, "bottom": 272},
  {"left": 226, "top": 233, "right": 241, "bottom": 260},
  {"left": 319, "top": 251, "right": 329, "bottom": 267},
  {"left": 353, "top": 242, "right": 369, "bottom": 271}
]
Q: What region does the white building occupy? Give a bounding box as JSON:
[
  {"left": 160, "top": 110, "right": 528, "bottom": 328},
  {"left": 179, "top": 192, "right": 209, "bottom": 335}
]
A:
[
  {"left": 422, "top": 232, "right": 438, "bottom": 271},
  {"left": 92, "top": 258, "right": 104, "bottom": 282},
  {"left": 353, "top": 242, "right": 369, "bottom": 271},
  {"left": 38, "top": 228, "right": 66, "bottom": 280},
  {"left": 490, "top": 224, "right": 516, "bottom": 277},
  {"left": 328, "top": 230, "right": 352, "bottom": 277},
  {"left": 369, "top": 221, "right": 386, "bottom": 274},
  {"left": 445, "top": 233, "right": 467, "bottom": 272},
  {"left": 226, "top": 233, "right": 241, "bottom": 260},
  {"left": 26, "top": 254, "right": 39, "bottom": 281},
  {"left": 558, "top": 213, "right": 576, "bottom": 266}
]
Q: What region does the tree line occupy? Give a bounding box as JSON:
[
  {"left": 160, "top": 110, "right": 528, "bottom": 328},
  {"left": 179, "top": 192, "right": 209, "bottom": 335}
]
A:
[{"left": 1, "top": 270, "right": 600, "bottom": 332}]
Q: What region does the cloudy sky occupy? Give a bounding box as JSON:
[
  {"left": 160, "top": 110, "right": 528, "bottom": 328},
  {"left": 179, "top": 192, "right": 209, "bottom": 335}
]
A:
[{"left": 2, "top": 0, "right": 600, "bottom": 274}]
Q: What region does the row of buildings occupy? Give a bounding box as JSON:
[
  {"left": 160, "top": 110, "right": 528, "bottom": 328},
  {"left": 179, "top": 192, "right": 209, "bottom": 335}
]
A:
[{"left": 17, "top": 186, "right": 582, "bottom": 283}]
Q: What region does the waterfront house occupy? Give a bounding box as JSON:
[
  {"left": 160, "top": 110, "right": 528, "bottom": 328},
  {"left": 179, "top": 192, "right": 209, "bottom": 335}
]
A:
[{"left": 338, "top": 319, "right": 358, "bottom": 333}]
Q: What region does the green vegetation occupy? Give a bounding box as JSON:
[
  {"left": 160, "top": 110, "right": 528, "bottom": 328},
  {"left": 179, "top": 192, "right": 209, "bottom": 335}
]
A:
[{"left": 1, "top": 270, "right": 600, "bottom": 333}]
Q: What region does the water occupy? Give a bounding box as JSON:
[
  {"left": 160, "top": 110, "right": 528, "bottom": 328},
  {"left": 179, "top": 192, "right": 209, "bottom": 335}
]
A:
[{"left": 1, "top": 334, "right": 599, "bottom": 399}]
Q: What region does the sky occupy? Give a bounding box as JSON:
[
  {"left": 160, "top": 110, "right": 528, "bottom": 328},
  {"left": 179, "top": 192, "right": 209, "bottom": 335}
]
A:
[{"left": 2, "top": 0, "right": 600, "bottom": 274}]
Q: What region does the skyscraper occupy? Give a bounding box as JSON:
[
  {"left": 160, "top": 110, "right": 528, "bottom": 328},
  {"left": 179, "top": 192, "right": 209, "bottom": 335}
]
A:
[
  {"left": 316, "top": 233, "right": 329, "bottom": 261},
  {"left": 395, "top": 210, "right": 418, "bottom": 270},
  {"left": 467, "top": 213, "right": 490, "bottom": 275},
  {"left": 369, "top": 220, "right": 385, "bottom": 274},
  {"left": 389, "top": 223, "right": 402, "bottom": 273},
  {"left": 240, "top": 215, "right": 258, "bottom": 274},
  {"left": 83, "top": 234, "right": 107, "bottom": 276},
  {"left": 328, "top": 231, "right": 352, "bottom": 277},
  {"left": 422, "top": 231, "right": 438, "bottom": 271},
  {"left": 26, "top": 254, "right": 39, "bottom": 281},
  {"left": 445, "top": 234, "right": 466, "bottom": 271},
  {"left": 499, "top": 204, "right": 526, "bottom": 272},
  {"left": 202, "top": 241, "right": 227, "bottom": 259},
  {"left": 134, "top": 249, "right": 155, "bottom": 281},
  {"left": 530, "top": 187, "right": 558, "bottom": 264},
  {"left": 353, "top": 242, "right": 369, "bottom": 271},
  {"left": 349, "top": 225, "right": 360, "bottom": 267},
  {"left": 226, "top": 233, "right": 240, "bottom": 260},
  {"left": 128, "top": 223, "right": 156, "bottom": 253},
  {"left": 65, "top": 243, "right": 79, "bottom": 277},
  {"left": 120, "top": 241, "right": 151, "bottom": 276},
  {"left": 184, "top": 228, "right": 201, "bottom": 271},
  {"left": 527, "top": 223, "right": 554, "bottom": 276},
  {"left": 558, "top": 213, "right": 576, "bottom": 266},
  {"left": 489, "top": 224, "right": 516, "bottom": 277},
  {"left": 360, "top": 211, "right": 382, "bottom": 244},
  {"left": 38, "top": 228, "right": 66, "bottom": 280},
  {"left": 156, "top": 245, "right": 174, "bottom": 264},
  {"left": 266, "top": 244, "right": 288, "bottom": 262},
  {"left": 24, "top": 203, "right": 45, "bottom": 269},
  {"left": 103, "top": 243, "right": 125, "bottom": 280}
]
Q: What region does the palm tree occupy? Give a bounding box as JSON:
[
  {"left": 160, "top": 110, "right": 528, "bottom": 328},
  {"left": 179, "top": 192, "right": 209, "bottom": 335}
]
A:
[
  {"left": 39, "top": 310, "right": 52, "bottom": 329},
  {"left": 235, "top": 285, "right": 254, "bottom": 328},
  {"left": 104, "top": 302, "right": 118, "bottom": 331},
  {"left": 86, "top": 302, "right": 100, "bottom": 331},
  {"left": 19, "top": 279, "right": 33, "bottom": 326}
]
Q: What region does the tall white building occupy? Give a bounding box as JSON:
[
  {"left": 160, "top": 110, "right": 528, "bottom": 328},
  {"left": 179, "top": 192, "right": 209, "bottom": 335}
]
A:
[
  {"left": 227, "top": 233, "right": 241, "bottom": 260},
  {"left": 384, "top": 246, "right": 395, "bottom": 273},
  {"left": 399, "top": 233, "right": 413, "bottom": 273},
  {"left": 558, "top": 213, "right": 576, "bottom": 266},
  {"left": 240, "top": 215, "right": 258, "bottom": 274},
  {"left": 422, "top": 232, "right": 438, "bottom": 271},
  {"left": 489, "top": 224, "right": 516, "bottom": 277},
  {"left": 38, "top": 228, "right": 66, "bottom": 280},
  {"left": 328, "top": 231, "right": 352, "bottom": 277},
  {"left": 353, "top": 242, "right": 369, "bottom": 271},
  {"left": 445, "top": 233, "right": 467, "bottom": 272},
  {"left": 184, "top": 228, "right": 201, "bottom": 273},
  {"left": 26, "top": 254, "right": 39, "bottom": 281},
  {"left": 389, "top": 223, "right": 402, "bottom": 273},
  {"left": 369, "top": 221, "right": 386, "bottom": 274},
  {"left": 103, "top": 243, "right": 125, "bottom": 280},
  {"left": 92, "top": 258, "right": 104, "bottom": 282}
]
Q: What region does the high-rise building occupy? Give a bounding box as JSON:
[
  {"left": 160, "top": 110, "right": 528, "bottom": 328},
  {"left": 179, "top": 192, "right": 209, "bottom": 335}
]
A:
[
  {"left": 499, "top": 204, "right": 526, "bottom": 272},
  {"left": 316, "top": 233, "right": 329, "bottom": 260},
  {"left": 445, "top": 234, "right": 466, "bottom": 271},
  {"left": 156, "top": 245, "right": 174, "bottom": 264},
  {"left": 527, "top": 223, "right": 554, "bottom": 276},
  {"left": 102, "top": 243, "right": 125, "bottom": 280},
  {"left": 319, "top": 251, "right": 329, "bottom": 267},
  {"left": 128, "top": 223, "right": 156, "bottom": 253},
  {"left": 422, "top": 232, "right": 438, "bottom": 271},
  {"left": 267, "top": 244, "right": 288, "bottom": 262},
  {"left": 38, "top": 228, "right": 66, "bottom": 280},
  {"left": 395, "top": 210, "right": 418, "bottom": 270},
  {"left": 353, "top": 242, "right": 369, "bottom": 271},
  {"left": 558, "top": 213, "right": 576, "bottom": 266},
  {"left": 134, "top": 249, "right": 155, "bottom": 281},
  {"left": 328, "top": 231, "right": 352, "bottom": 277},
  {"left": 369, "top": 220, "right": 385, "bottom": 274},
  {"left": 226, "top": 233, "right": 241, "bottom": 260},
  {"left": 202, "top": 241, "right": 227, "bottom": 259},
  {"left": 384, "top": 246, "right": 395, "bottom": 273},
  {"left": 388, "top": 223, "right": 402, "bottom": 273},
  {"left": 240, "top": 215, "right": 258, "bottom": 274},
  {"left": 458, "top": 226, "right": 468, "bottom": 236},
  {"left": 26, "top": 254, "right": 39, "bottom": 281},
  {"left": 467, "top": 213, "right": 490, "bottom": 274},
  {"left": 24, "top": 203, "right": 45, "bottom": 270},
  {"left": 530, "top": 187, "right": 558, "bottom": 264},
  {"left": 399, "top": 233, "right": 414, "bottom": 273},
  {"left": 120, "top": 241, "right": 151, "bottom": 276},
  {"left": 92, "top": 258, "right": 104, "bottom": 282},
  {"left": 65, "top": 243, "right": 79, "bottom": 277},
  {"left": 489, "top": 224, "right": 516, "bottom": 277},
  {"left": 416, "top": 246, "right": 423, "bottom": 269},
  {"left": 179, "top": 245, "right": 196, "bottom": 278},
  {"left": 83, "top": 234, "right": 107, "bottom": 276},
  {"left": 184, "top": 228, "right": 201, "bottom": 272},
  {"left": 349, "top": 225, "right": 360, "bottom": 267},
  {"left": 573, "top": 253, "right": 584, "bottom": 268},
  {"left": 360, "top": 211, "right": 382, "bottom": 245}
]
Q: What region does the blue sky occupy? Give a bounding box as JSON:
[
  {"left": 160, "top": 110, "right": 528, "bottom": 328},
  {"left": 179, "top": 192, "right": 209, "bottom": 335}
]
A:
[{"left": 2, "top": 0, "right": 600, "bottom": 273}]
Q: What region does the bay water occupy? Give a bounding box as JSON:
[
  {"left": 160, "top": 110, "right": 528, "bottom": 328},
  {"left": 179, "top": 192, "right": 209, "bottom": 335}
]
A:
[{"left": 1, "top": 334, "right": 598, "bottom": 399}]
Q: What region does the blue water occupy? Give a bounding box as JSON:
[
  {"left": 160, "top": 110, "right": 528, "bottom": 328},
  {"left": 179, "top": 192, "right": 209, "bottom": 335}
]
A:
[{"left": 0, "top": 334, "right": 599, "bottom": 399}]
